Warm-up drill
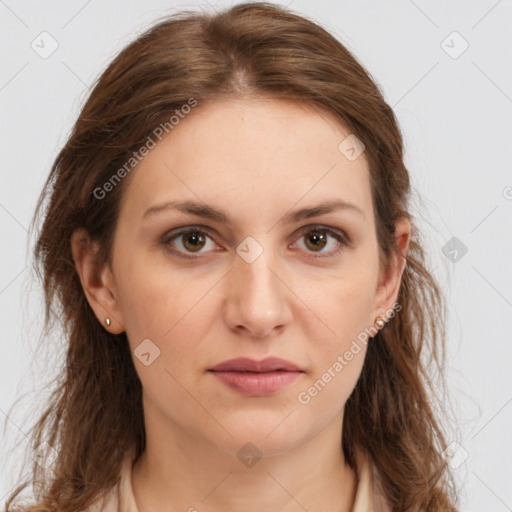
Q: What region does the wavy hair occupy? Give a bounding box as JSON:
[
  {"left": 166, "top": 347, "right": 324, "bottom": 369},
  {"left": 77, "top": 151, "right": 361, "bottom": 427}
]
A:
[{"left": 4, "top": 3, "right": 458, "bottom": 510}]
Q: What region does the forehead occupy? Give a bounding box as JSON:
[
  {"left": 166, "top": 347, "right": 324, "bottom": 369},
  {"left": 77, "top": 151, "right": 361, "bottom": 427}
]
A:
[{"left": 119, "top": 97, "right": 373, "bottom": 226}]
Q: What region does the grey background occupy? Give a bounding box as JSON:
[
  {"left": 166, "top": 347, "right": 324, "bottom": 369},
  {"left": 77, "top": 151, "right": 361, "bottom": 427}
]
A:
[{"left": 1, "top": 0, "right": 511, "bottom": 509}]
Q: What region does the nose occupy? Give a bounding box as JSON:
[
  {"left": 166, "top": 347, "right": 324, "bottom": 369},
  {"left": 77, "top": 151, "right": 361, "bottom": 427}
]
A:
[{"left": 223, "top": 246, "right": 292, "bottom": 339}]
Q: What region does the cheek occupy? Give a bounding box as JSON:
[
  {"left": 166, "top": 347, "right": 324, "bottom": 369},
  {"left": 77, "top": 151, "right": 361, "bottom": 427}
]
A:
[
  {"left": 114, "top": 246, "right": 192, "bottom": 331},
  {"left": 292, "top": 260, "right": 377, "bottom": 391},
  {"left": 295, "top": 279, "right": 372, "bottom": 412},
  {"left": 300, "top": 348, "right": 367, "bottom": 413},
  {"left": 298, "top": 263, "right": 377, "bottom": 341},
  {"left": 114, "top": 266, "right": 217, "bottom": 408},
  {"left": 114, "top": 253, "right": 221, "bottom": 367}
]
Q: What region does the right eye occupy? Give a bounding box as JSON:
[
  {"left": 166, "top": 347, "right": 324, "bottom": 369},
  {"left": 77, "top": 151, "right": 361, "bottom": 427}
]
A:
[{"left": 160, "top": 226, "right": 220, "bottom": 259}]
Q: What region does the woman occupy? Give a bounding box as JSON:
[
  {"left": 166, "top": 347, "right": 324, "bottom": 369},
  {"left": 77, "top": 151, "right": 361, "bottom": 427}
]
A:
[{"left": 4, "top": 2, "right": 459, "bottom": 511}]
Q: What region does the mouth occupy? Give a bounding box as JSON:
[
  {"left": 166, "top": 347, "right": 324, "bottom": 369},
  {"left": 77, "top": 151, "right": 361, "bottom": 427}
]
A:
[
  {"left": 207, "top": 357, "right": 304, "bottom": 396},
  {"left": 208, "top": 356, "right": 303, "bottom": 373}
]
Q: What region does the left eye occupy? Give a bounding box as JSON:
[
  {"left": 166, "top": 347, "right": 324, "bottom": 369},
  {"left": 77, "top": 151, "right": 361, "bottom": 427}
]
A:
[
  {"left": 161, "top": 225, "right": 347, "bottom": 259},
  {"left": 292, "top": 226, "right": 346, "bottom": 256}
]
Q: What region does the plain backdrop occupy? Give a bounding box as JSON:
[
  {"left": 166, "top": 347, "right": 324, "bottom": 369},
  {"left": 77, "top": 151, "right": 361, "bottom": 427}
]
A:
[{"left": 1, "top": 1, "right": 511, "bottom": 510}]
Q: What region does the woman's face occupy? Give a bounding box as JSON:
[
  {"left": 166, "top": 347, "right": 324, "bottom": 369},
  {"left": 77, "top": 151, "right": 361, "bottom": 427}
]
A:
[{"left": 79, "top": 97, "right": 408, "bottom": 457}]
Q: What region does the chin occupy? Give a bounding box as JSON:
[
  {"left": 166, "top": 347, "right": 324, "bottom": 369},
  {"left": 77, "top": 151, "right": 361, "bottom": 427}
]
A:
[{"left": 211, "top": 420, "right": 308, "bottom": 459}]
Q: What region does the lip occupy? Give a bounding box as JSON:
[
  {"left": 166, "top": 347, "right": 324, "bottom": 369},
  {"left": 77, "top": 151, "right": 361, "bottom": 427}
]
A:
[
  {"left": 208, "top": 357, "right": 304, "bottom": 396},
  {"left": 209, "top": 357, "right": 303, "bottom": 373}
]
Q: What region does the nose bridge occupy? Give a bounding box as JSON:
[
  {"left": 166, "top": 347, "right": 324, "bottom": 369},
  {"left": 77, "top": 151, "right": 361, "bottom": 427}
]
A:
[
  {"left": 239, "top": 245, "right": 277, "bottom": 293},
  {"left": 224, "top": 236, "right": 291, "bottom": 337}
]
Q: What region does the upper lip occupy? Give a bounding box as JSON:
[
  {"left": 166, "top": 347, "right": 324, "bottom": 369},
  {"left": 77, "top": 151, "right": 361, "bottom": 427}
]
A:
[{"left": 208, "top": 357, "right": 303, "bottom": 373}]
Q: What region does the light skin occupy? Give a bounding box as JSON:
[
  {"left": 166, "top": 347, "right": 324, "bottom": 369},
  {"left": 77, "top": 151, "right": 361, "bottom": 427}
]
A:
[{"left": 71, "top": 97, "right": 410, "bottom": 512}]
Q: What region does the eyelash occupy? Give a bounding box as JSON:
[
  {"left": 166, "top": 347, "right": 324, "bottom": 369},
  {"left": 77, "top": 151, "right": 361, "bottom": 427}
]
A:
[{"left": 160, "top": 224, "right": 350, "bottom": 261}]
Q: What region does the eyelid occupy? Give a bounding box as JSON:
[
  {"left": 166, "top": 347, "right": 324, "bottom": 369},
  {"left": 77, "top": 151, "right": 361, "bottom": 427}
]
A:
[{"left": 160, "top": 223, "right": 350, "bottom": 260}]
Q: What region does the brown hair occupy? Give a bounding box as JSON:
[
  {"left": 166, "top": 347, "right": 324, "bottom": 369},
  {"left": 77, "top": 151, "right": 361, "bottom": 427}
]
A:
[{"left": 4, "top": 2, "right": 458, "bottom": 510}]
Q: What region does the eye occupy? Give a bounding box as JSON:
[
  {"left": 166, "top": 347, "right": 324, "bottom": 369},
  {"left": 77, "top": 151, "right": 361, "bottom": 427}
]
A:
[
  {"left": 160, "top": 224, "right": 349, "bottom": 260},
  {"left": 291, "top": 225, "right": 348, "bottom": 257},
  {"left": 161, "top": 227, "right": 218, "bottom": 259}
]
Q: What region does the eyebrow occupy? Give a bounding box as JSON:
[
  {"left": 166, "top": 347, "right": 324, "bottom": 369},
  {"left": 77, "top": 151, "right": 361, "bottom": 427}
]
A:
[{"left": 142, "top": 198, "right": 366, "bottom": 224}]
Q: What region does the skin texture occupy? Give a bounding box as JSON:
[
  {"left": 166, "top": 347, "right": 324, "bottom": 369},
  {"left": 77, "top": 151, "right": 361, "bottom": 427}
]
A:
[{"left": 71, "top": 97, "right": 410, "bottom": 512}]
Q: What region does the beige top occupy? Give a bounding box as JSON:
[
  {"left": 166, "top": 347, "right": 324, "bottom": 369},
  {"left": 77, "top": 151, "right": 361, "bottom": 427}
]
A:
[{"left": 84, "top": 446, "right": 391, "bottom": 511}]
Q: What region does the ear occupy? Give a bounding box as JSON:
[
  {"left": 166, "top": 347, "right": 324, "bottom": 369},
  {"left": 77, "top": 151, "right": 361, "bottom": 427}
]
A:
[
  {"left": 70, "top": 228, "right": 125, "bottom": 334},
  {"left": 371, "top": 216, "right": 411, "bottom": 324}
]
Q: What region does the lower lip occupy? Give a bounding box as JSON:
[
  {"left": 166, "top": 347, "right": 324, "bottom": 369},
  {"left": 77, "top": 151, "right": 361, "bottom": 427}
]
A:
[{"left": 208, "top": 370, "right": 303, "bottom": 396}]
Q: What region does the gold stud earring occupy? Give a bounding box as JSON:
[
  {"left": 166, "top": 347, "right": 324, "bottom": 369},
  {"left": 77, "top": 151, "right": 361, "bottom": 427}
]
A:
[
  {"left": 375, "top": 316, "right": 386, "bottom": 329},
  {"left": 105, "top": 318, "right": 111, "bottom": 327}
]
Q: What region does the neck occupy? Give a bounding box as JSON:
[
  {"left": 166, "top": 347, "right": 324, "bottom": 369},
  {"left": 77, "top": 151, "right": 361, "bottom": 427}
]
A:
[{"left": 131, "top": 401, "right": 358, "bottom": 512}]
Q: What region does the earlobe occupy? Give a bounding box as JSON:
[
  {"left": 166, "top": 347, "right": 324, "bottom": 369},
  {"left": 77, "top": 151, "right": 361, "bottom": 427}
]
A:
[{"left": 70, "top": 228, "right": 125, "bottom": 334}]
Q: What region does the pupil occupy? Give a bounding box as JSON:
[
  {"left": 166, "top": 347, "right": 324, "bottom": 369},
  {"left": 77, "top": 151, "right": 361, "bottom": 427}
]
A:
[
  {"left": 184, "top": 232, "right": 204, "bottom": 251},
  {"left": 307, "top": 231, "right": 326, "bottom": 251}
]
